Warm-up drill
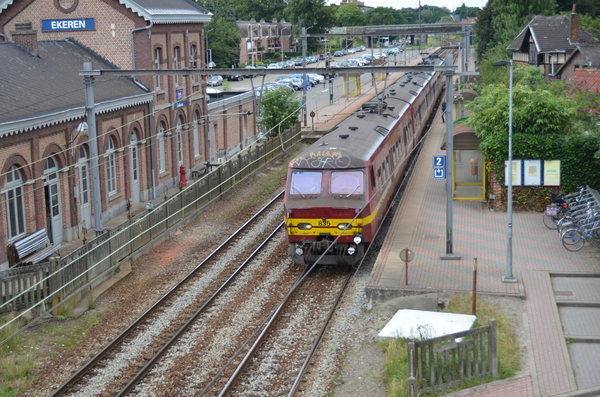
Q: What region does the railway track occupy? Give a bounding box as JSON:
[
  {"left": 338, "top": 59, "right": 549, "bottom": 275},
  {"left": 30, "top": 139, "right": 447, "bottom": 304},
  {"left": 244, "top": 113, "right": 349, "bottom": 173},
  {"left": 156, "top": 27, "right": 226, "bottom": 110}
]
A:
[
  {"left": 215, "top": 267, "right": 354, "bottom": 396},
  {"left": 50, "top": 191, "right": 293, "bottom": 397}
]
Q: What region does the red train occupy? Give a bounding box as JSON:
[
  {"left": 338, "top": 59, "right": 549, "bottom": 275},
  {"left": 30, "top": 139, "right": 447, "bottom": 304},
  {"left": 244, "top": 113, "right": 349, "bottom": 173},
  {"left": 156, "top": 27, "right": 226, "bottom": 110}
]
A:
[{"left": 283, "top": 55, "right": 446, "bottom": 265}]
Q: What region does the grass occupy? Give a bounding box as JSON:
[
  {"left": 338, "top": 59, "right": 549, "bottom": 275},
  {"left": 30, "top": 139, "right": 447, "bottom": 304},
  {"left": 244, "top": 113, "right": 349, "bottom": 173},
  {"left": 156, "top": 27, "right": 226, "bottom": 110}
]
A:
[
  {"left": 381, "top": 293, "right": 521, "bottom": 397},
  {"left": 0, "top": 311, "right": 103, "bottom": 396}
]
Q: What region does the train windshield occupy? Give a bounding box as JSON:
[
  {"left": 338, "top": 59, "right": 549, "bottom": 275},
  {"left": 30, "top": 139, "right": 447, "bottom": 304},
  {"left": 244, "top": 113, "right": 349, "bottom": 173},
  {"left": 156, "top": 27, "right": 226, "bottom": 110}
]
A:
[
  {"left": 289, "top": 171, "right": 322, "bottom": 196},
  {"left": 330, "top": 171, "right": 364, "bottom": 197}
]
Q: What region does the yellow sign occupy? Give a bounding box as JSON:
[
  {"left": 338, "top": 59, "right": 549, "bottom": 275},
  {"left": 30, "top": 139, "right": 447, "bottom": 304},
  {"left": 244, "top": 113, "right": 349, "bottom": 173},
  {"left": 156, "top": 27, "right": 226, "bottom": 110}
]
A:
[{"left": 543, "top": 160, "right": 561, "bottom": 186}]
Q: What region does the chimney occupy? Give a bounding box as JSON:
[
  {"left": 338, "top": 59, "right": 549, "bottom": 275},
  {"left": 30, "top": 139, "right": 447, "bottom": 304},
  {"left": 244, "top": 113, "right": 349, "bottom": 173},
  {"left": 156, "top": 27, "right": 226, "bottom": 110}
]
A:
[
  {"left": 570, "top": 4, "right": 579, "bottom": 44},
  {"left": 11, "top": 20, "right": 38, "bottom": 56},
  {"left": 272, "top": 18, "right": 277, "bottom": 24}
]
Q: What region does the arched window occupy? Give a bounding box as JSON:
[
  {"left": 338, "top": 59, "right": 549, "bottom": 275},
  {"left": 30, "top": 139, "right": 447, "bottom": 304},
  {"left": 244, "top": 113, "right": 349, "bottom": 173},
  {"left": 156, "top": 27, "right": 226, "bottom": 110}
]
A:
[
  {"left": 158, "top": 122, "right": 166, "bottom": 172},
  {"left": 174, "top": 46, "right": 181, "bottom": 86},
  {"left": 176, "top": 116, "right": 184, "bottom": 165},
  {"left": 4, "top": 165, "right": 26, "bottom": 240},
  {"left": 106, "top": 137, "right": 117, "bottom": 195},
  {"left": 154, "top": 47, "right": 162, "bottom": 89},
  {"left": 193, "top": 112, "right": 200, "bottom": 157}
]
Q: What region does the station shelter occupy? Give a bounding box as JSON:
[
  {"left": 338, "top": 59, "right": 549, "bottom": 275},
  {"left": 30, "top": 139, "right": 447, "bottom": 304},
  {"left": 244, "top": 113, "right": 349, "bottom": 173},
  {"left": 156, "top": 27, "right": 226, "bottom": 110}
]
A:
[{"left": 441, "top": 123, "right": 485, "bottom": 200}]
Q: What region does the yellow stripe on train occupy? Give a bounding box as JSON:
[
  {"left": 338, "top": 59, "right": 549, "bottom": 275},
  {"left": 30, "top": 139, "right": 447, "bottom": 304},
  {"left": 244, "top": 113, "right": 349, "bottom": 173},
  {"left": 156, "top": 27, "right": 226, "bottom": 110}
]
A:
[{"left": 284, "top": 217, "right": 365, "bottom": 235}]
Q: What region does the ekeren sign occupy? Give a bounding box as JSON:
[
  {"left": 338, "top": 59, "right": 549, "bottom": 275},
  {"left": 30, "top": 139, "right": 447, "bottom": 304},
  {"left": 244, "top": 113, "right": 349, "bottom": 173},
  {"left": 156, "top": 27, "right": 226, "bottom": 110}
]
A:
[{"left": 42, "top": 19, "right": 95, "bottom": 31}]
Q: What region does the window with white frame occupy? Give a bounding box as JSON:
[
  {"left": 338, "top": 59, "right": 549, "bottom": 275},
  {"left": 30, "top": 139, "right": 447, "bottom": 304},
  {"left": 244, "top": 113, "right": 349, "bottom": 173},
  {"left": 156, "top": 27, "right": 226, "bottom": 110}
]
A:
[
  {"left": 191, "top": 44, "right": 198, "bottom": 82},
  {"left": 174, "top": 46, "right": 180, "bottom": 86},
  {"left": 106, "top": 136, "right": 117, "bottom": 195},
  {"left": 158, "top": 122, "right": 166, "bottom": 172},
  {"left": 155, "top": 47, "right": 162, "bottom": 89},
  {"left": 193, "top": 112, "right": 200, "bottom": 157},
  {"left": 177, "top": 116, "right": 184, "bottom": 165},
  {"left": 4, "top": 165, "right": 26, "bottom": 240}
]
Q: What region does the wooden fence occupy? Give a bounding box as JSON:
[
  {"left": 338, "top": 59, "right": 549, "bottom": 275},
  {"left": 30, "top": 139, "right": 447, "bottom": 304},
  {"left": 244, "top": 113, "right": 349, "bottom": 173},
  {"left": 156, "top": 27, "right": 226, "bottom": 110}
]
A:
[
  {"left": 0, "top": 125, "right": 301, "bottom": 314},
  {"left": 407, "top": 319, "right": 498, "bottom": 396}
]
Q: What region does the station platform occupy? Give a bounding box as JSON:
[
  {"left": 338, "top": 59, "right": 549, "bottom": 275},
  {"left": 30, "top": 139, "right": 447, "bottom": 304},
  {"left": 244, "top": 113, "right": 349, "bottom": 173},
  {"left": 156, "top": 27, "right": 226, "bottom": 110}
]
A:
[{"left": 364, "top": 91, "right": 600, "bottom": 396}]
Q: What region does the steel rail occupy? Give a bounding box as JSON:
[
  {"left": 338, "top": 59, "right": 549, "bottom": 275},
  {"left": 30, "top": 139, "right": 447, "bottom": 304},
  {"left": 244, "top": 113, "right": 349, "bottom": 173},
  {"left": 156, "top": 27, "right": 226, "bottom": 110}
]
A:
[
  {"left": 287, "top": 270, "right": 354, "bottom": 396},
  {"left": 49, "top": 190, "right": 284, "bottom": 396},
  {"left": 217, "top": 267, "right": 317, "bottom": 396},
  {"left": 116, "top": 222, "right": 285, "bottom": 396}
]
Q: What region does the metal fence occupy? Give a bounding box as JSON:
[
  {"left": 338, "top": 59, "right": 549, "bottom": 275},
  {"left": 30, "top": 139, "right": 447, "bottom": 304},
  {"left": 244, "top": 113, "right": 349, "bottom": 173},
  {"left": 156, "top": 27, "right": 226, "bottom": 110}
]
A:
[
  {"left": 407, "top": 319, "right": 498, "bottom": 396},
  {"left": 1, "top": 125, "right": 301, "bottom": 315}
]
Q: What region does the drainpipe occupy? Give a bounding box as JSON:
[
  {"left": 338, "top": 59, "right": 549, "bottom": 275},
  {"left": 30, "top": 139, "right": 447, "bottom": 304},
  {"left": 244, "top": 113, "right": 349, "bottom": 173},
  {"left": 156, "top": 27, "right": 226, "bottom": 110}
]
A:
[
  {"left": 0, "top": 32, "right": 7, "bottom": 41},
  {"left": 132, "top": 22, "right": 155, "bottom": 200},
  {"left": 131, "top": 21, "right": 153, "bottom": 80}
]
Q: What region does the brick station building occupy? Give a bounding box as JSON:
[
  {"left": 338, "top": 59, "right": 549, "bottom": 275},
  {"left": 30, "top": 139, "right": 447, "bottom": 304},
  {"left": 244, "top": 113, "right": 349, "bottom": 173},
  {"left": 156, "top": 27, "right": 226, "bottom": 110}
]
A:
[{"left": 0, "top": 0, "right": 257, "bottom": 270}]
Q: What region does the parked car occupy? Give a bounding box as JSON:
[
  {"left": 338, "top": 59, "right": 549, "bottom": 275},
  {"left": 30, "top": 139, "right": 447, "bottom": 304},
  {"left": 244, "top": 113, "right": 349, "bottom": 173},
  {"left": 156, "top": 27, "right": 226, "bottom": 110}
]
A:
[
  {"left": 283, "top": 60, "right": 296, "bottom": 68},
  {"left": 243, "top": 65, "right": 256, "bottom": 78},
  {"left": 333, "top": 50, "right": 347, "bottom": 57},
  {"left": 347, "top": 48, "right": 356, "bottom": 54},
  {"left": 294, "top": 57, "right": 304, "bottom": 66},
  {"left": 227, "top": 74, "right": 244, "bottom": 81},
  {"left": 275, "top": 76, "right": 304, "bottom": 90},
  {"left": 267, "top": 62, "right": 283, "bottom": 69},
  {"left": 351, "top": 57, "right": 368, "bottom": 66},
  {"left": 207, "top": 75, "right": 223, "bottom": 86},
  {"left": 290, "top": 74, "right": 314, "bottom": 87},
  {"left": 307, "top": 73, "right": 325, "bottom": 84},
  {"left": 362, "top": 54, "right": 374, "bottom": 62},
  {"left": 253, "top": 83, "right": 293, "bottom": 100}
]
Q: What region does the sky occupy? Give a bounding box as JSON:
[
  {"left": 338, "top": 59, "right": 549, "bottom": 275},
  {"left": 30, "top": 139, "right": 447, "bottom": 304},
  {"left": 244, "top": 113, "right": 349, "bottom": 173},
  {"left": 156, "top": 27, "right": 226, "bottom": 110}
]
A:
[{"left": 339, "top": 0, "right": 489, "bottom": 13}]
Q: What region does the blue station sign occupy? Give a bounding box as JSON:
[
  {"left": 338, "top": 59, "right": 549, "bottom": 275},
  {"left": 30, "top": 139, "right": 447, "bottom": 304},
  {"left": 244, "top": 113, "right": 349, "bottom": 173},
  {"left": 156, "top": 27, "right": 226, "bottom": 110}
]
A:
[
  {"left": 173, "top": 100, "right": 188, "bottom": 109},
  {"left": 42, "top": 19, "right": 95, "bottom": 31}
]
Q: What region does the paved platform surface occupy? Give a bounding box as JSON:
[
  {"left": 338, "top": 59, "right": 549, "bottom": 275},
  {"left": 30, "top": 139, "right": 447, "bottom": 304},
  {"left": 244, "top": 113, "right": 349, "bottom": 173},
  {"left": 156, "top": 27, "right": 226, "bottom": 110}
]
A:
[{"left": 365, "top": 98, "right": 600, "bottom": 396}]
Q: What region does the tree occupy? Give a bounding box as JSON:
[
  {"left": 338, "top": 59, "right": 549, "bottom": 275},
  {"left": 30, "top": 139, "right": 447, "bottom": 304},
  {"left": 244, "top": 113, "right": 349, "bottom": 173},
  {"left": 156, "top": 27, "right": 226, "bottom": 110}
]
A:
[
  {"left": 259, "top": 87, "right": 301, "bottom": 133},
  {"left": 474, "top": 2, "right": 494, "bottom": 59},
  {"left": 285, "top": 0, "right": 335, "bottom": 35},
  {"left": 231, "top": 0, "right": 287, "bottom": 21},
  {"left": 335, "top": 3, "right": 367, "bottom": 27},
  {"left": 395, "top": 8, "right": 416, "bottom": 24},
  {"left": 465, "top": 67, "right": 600, "bottom": 191},
  {"left": 196, "top": 0, "right": 241, "bottom": 68},
  {"left": 365, "top": 7, "right": 397, "bottom": 25}
]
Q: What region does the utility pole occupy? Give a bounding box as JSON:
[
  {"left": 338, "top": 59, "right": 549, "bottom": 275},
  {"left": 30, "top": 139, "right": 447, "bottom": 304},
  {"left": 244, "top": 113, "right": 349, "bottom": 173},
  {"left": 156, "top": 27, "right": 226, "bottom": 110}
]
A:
[
  {"left": 302, "top": 27, "right": 308, "bottom": 126},
  {"left": 83, "top": 62, "right": 104, "bottom": 237}
]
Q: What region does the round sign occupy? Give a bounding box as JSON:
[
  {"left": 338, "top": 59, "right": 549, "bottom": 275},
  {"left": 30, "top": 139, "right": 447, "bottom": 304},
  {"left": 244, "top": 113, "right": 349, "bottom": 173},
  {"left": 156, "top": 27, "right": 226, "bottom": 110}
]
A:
[
  {"left": 399, "top": 248, "right": 414, "bottom": 262},
  {"left": 310, "top": 111, "right": 315, "bottom": 118}
]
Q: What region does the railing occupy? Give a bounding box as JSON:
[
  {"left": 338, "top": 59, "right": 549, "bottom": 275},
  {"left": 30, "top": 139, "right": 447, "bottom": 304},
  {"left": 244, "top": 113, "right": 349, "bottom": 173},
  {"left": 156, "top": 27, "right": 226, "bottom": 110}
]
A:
[
  {"left": 407, "top": 319, "right": 497, "bottom": 396},
  {"left": 0, "top": 125, "right": 301, "bottom": 315}
]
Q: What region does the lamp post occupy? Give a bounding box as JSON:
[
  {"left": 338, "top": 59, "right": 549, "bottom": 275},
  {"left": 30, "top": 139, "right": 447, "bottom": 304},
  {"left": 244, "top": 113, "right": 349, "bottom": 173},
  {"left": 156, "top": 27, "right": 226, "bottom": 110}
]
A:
[{"left": 493, "top": 59, "right": 517, "bottom": 283}]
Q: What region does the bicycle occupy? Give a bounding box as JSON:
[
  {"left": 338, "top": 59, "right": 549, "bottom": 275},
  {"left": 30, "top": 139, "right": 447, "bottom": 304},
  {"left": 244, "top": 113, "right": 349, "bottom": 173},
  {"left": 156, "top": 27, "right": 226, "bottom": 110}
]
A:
[{"left": 543, "top": 187, "right": 589, "bottom": 230}]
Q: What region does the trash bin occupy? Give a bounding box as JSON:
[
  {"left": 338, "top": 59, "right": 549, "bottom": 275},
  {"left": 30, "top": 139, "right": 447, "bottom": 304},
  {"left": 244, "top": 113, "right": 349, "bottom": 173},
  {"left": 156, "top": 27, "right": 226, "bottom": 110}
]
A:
[{"left": 469, "top": 159, "right": 478, "bottom": 175}]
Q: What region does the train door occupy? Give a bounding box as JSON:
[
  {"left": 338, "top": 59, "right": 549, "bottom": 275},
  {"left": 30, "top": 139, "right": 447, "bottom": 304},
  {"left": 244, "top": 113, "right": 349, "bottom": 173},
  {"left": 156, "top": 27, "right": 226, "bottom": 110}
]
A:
[{"left": 44, "top": 156, "right": 63, "bottom": 244}]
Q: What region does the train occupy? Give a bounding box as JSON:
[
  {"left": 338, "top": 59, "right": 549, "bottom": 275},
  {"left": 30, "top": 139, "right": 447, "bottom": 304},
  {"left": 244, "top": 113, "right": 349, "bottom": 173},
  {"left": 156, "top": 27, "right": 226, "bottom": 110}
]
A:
[{"left": 283, "top": 53, "right": 447, "bottom": 265}]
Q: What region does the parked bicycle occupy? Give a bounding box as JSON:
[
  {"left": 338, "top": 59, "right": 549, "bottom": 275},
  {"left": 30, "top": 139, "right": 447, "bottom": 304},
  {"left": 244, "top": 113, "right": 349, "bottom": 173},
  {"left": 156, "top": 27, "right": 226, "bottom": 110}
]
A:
[{"left": 543, "top": 187, "right": 589, "bottom": 230}]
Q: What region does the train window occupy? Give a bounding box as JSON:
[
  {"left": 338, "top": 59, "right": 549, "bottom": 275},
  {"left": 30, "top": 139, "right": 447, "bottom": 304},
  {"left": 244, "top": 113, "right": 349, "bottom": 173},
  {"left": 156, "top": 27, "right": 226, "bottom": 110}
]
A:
[
  {"left": 289, "top": 171, "right": 322, "bottom": 196},
  {"left": 370, "top": 166, "right": 376, "bottom": 190},
  {"left": 330, "top": 171, "right": 364, "bottom": 196}
]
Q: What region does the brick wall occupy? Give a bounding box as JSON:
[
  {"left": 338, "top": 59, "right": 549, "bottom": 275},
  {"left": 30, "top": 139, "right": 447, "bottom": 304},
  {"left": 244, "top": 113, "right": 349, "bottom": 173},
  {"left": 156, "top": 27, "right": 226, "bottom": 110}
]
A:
[{"left": 2, "top": 0, "right": 136, "bottom": 69}]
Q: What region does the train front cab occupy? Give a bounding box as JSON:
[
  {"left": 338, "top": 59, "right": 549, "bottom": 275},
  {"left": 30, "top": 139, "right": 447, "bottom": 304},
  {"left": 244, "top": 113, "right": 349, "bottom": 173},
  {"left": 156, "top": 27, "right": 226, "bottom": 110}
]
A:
[{"left": 284, "top": 167, "right": 369, "bottom": 265}]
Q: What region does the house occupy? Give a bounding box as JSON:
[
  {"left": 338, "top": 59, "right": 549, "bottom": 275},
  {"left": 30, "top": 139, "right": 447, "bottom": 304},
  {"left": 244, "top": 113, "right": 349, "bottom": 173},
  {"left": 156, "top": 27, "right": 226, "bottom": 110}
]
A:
[
  {"left": 237, "top": 18, "right": 295, "bottom": 66},
  {"left": 0, "top": 0, "right": 257, "bottom": 269},
  {"left": 506, "top": 7, "right": 598, "bottom": 76},
  {"left": 554, "top": 43, "right": 600, "bottom": 79}
]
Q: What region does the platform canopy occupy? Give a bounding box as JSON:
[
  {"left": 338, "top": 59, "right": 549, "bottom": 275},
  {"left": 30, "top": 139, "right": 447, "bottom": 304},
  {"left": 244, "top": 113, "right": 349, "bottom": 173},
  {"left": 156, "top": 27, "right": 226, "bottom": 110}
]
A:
[{"left": 440, "top": 123, "right": 480, "bottom": 151}]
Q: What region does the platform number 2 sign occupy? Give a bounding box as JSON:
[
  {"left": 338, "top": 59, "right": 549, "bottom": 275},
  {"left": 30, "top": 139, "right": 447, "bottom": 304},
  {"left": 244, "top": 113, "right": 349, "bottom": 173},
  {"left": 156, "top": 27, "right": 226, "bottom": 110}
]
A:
[{"left": 433, "top": 156, "right": 446, "bottom": 179}]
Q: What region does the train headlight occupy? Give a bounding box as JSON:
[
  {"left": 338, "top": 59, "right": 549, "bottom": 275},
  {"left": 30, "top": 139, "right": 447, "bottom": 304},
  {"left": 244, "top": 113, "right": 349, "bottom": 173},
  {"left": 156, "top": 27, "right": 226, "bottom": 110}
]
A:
[
  {"left": 353, "top": 235, "right": 362, "bottom": 244},
  {"left": 337, "top": 223, "right": 352, "bottom": 230},
  {"left": 347, "top": 246, "right": 356, "bottom": 255},
  {"left": 295, "top": 246, "right": 304, "bottom": 255},
  {"left": 297, "top": 223, "right": 312, "bottom": 230}
]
